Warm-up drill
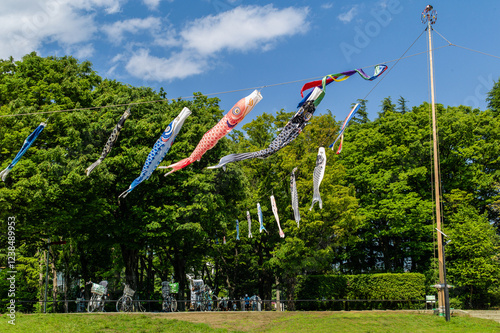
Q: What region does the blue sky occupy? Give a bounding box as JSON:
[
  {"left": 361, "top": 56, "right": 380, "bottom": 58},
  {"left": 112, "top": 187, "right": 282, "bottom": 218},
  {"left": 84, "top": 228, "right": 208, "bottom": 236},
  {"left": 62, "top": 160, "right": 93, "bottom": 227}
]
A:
[{"left": 1, "top": 0, "right": 500, "bottom": 128}]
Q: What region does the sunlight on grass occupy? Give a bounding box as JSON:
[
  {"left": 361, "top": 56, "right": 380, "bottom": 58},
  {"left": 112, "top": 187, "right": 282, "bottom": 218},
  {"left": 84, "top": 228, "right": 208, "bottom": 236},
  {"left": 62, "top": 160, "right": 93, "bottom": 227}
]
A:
[{"left": 5, "top": 311, "right": 500, "bottom": 333}]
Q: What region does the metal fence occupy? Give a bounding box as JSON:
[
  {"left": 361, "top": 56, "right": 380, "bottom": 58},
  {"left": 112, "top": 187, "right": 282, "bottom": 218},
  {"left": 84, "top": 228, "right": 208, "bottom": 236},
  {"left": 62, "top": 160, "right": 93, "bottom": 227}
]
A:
[{"left": 1, "top": 298, "right": 430, "bottom": 313}]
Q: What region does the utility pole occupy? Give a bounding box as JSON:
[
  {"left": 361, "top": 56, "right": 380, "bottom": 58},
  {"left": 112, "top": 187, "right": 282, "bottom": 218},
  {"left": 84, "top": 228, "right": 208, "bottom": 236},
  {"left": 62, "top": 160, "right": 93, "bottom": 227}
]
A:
[
  {"left": 422, "top": 5, "right": 449, "bottom": 321},
  {"left": 436, "top": 228, "right": 451, "bottom": 321}
]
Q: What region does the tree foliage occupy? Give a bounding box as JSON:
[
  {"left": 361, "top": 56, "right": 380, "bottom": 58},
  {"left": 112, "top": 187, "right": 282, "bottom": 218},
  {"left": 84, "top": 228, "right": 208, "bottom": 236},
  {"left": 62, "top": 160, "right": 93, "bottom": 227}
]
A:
[
  {"left": 0, "top": 53, "right": 246, "bottom": 310},
  {"left": 2, "top": 54, "right": 500, "bottom": 312},
  {"left": 445, "top": 192, "right": 500, "bottom": 307},
  {"left": 486, "top": 77, "right": 500, "bottom": 115}
]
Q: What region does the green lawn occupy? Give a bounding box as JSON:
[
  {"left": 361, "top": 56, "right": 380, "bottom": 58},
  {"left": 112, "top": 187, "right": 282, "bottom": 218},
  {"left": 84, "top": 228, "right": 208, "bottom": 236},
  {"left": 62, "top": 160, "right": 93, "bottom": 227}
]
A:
[{"left": 3, "top": 311, "right": 500, "bottom": 333}]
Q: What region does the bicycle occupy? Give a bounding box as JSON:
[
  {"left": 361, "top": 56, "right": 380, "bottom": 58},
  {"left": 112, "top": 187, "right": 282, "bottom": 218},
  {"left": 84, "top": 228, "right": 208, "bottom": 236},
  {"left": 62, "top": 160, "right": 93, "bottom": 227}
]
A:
[
  {"left": 202, "top": 287, "right": 213, "bottom": 311},
  {"left": 161, "top": 281, "right": 178, "bottom": 312},
  {"left": 133, "top": 294, "right": 146, "bottom": 313},
  {"left": 116, "top": 284, "right": 135, "bottom": 312},
  {"left": 86, "top": 280, "right": 108, "bottom": 312}
]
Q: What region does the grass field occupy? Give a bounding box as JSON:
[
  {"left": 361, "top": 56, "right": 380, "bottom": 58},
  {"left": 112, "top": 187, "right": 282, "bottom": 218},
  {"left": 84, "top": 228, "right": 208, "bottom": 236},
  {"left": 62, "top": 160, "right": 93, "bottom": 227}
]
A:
[{"left": 3, "top": 311, "right": 500, "bottom": 332}]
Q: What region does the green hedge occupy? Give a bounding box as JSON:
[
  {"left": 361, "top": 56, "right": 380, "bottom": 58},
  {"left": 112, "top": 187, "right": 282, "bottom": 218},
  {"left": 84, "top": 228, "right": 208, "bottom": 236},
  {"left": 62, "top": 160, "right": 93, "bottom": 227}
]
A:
[{"left": 295, "top": 273, "right": 426, "bottom": 310}]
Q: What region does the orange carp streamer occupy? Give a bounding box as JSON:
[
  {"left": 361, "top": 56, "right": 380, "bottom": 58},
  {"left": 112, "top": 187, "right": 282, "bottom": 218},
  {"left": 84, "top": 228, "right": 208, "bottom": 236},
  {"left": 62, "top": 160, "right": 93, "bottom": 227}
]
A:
[{"left": 159, "top": 90, "right": 262, "bottom": 175}]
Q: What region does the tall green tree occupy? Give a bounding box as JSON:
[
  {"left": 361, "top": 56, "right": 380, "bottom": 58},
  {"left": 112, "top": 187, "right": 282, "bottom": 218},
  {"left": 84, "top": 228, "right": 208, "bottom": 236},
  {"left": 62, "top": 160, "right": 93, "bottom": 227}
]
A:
[
  {"left": 0, "top": 53, "right": 248, "bottom": 308},
  {"left": 336, "top": 102, "right": 500, "bottom": 278},
  {"left": 224, "top": 109, "right": 363, "bottom": 306},
  {"left": 486, "top": 77, "right": 500, "bottom": 114},
  {"left": 379, "top": 96, "right": 396, "bottom": 117},
  {"left": 445, "top": 190, "right": 500, "bottom": 308},
  {"left": 397, "top": 96, "right": 409, "bottom": 114},
  {"left": 339, "top": 106, "right": 434, "bottom": 273}
]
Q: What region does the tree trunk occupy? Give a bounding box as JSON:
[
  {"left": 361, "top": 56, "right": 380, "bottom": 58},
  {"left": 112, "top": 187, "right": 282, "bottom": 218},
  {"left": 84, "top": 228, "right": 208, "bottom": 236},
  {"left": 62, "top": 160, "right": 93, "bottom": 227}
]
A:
[
  {"left": 63, "top": 273, "right": 68, "bottom": 313},
  {"left": 50, "top": 251, "right": 57, "bottom": 312},
  {"left": 63, "top": 244, "right": 71, "bottom": 313},
  {"left": 286, "top": 275, "right": 297, "bottom": 311},
  {"left": 120, "top": 244, "right": 139, "bottom": 290},
  {"left": 231, "top": 244, "right": 238, "bottom": 299},
  {"left": 147, "top": 248, "right": 154, "bottom": 311},
  {"left": 470, "top": 285, "right": 474, "bottom": 308},
  {"left": 276, "top": 276, "right": 281, "bottom": 312},
  {"left": 139, "top": 255, "right": 146, "bottom": 291},
  {"left": 39, "top": 250, "right": 44, "bottom": 311},
  {"left": 257, "top": 237, "right": 272, "bottom": 310},
  {"left": 173, "top": 249, "right": 187, "bottom": 311},
  {"left": 80, "top": 244, "right": 89, "bottom": 298}
]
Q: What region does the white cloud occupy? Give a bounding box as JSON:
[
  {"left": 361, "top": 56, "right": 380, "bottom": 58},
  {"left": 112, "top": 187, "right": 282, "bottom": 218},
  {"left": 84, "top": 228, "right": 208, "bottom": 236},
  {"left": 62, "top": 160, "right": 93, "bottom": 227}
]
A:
[
  {"left": 143, "top": 0, "right": 160, "bottom": 10},
  {"left": 153, "top": 34, "right": 182, "bottom": 48},
  {"left": 180, "top": 5, "right": 309, "bottom": 55},
  {"left": 0, "top": 0, "right": 99, "bottom": 59},
  {"left": 338, "top": 5, "right": 359, "bottom": 23},
  {"left": 321, "top": 3, "right": 334, "bottom": 10},
  {"left": 0, "top": 2, "right": 310, "bottom": 82},
  {"left": 143, "top": 0, "right": 175, "bottom": 10},
  {"left": 73, "top": 44, "right": 95, "bottom": 59},
  {"left": 125, "top": 49, "right": 207, "bottom": 81},
  {"left": 105, "top": 63, "right": 119, "bottom": 77},
  {"left": 123, "top": 4, "right": 309, "bottom": 82},
  {"left": 70, "top": 0, "right": 124, "bottom": 14},
  {"left": 111, "top": 53, "right": 125, "bottom": 63},
  {"left": 0, "top": 0, "right": 124, "bottom": 59},
  {"left": 102, "top": 17, "right": 162, "bottom": 44}
]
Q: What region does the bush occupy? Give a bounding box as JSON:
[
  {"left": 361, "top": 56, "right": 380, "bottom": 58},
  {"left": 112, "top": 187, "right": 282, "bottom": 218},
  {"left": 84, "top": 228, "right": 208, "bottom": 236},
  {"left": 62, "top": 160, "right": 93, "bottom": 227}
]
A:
[
  {"left": 347, "top": 273, "right": 425, "bottom": 300},
  {"left": 295, "top": 275, "right": 347, "bottom": 310},
  {"left": 449, "top": 297, "right": 463, "bottom": 309},
  {"left": 295, "top": 273, "right": 426, "bottom": 311}
]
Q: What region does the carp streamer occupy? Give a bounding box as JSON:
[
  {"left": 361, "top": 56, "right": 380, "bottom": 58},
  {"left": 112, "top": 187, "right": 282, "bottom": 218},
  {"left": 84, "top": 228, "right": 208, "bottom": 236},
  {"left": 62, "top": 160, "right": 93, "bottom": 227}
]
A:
[
  {"left": 208, "top": 87, "right": 324, "bottom": 170},
  {"left": 86, "top": 108, "right": 131, "bottom": 176},
  {"left": 290, "top": 167, "right": 300, "bottom": 227},
  {"left": 299, "top": 64, "right": 388, "bottom": 98},
  {"left": 208, "top": 65, "right": 387, "bottom": 170},
  {"left": 329, "top": 103, "right": 361, "bottom": 153},
  {"left": 310, "top": 147, "right": 326, "bottom": 210},
  {"left": 159, "top": 90, "right": 262, "bottom": 175},
  {"left": 1, "top": 121, "right": 46, "bottom": 181},
  {"left": 270, "top": 195, "right": 285, "bottom": 238},
  {"left": 119, "top": 107, "right": 191, "bottom": 198}
]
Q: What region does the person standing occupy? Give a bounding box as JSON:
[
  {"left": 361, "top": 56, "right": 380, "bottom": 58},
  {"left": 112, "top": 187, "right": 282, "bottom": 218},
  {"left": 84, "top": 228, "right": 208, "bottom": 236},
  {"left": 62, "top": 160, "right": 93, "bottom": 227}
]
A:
[{"left": 244, "top": 294, "right": 250, "bottom": 311}]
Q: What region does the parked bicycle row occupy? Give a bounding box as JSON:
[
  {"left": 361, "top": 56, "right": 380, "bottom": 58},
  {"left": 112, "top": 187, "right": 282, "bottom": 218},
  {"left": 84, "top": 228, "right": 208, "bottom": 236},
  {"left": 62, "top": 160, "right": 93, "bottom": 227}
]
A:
[{"left": 77, "top": 278, "right": 264, "bottom": 313}]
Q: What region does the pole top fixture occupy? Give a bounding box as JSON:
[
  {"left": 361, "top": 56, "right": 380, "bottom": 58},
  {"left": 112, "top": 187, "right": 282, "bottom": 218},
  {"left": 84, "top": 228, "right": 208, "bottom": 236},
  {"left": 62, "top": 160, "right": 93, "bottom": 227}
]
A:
[{"left": 421, "top": 5, "right": 437, "bottom": 25}]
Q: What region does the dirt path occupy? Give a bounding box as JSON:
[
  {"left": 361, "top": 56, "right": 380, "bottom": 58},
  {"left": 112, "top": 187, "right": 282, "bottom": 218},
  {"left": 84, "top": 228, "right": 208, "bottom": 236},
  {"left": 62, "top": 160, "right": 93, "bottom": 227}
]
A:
[
  {"left": 463, "top": 310, "right": 500, "bottom": 323},
  {"left": 156, "top": 310, "right": 500, "bottom": 330},
  {"left": 155, "top": 311, "right": 299, "bottom": 332}
]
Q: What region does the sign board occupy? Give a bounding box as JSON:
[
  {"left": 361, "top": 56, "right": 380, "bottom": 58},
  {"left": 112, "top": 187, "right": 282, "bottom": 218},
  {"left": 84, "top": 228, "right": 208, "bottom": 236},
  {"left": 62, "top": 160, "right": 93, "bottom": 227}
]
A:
[{"left": 426, "top": 295, "right": 436, "bottom": 303}]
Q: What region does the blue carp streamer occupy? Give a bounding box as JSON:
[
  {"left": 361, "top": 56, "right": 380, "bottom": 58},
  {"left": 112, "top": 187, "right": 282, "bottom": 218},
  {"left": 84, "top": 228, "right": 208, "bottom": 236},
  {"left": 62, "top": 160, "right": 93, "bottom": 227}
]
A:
[
  {"left": 119, "top": 107, "right": 191, "bottom": 198},
  {"left": 258, "top": 203, "right": 267, "bottom": 233},
  {"left": 236, "top": 219, "right": 240, "bottom": 240},
  {"left": 1, "top": 121, "right": 46, "bottom": 181}
]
